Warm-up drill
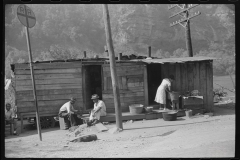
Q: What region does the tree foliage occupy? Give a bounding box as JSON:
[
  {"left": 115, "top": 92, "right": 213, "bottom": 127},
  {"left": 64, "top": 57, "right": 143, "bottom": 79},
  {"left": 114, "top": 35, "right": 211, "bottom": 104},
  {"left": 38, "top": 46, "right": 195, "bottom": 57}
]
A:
[{"left": 5, "top": 4, "right": 235, "bottom": 76}]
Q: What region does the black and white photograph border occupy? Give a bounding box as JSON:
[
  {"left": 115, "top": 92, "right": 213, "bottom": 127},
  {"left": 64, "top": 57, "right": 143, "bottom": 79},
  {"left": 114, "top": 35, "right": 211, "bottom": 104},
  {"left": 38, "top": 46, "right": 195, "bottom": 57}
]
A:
[{"left": 3, "top": 1, "right": 237, "bottom": 158}]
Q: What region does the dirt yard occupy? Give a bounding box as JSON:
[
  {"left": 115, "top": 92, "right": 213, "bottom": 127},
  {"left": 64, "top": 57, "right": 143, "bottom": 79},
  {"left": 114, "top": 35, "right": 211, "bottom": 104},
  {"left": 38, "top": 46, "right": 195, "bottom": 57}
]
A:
[{"left": 5, "top": 104, "right": 235, "bottom": 158}]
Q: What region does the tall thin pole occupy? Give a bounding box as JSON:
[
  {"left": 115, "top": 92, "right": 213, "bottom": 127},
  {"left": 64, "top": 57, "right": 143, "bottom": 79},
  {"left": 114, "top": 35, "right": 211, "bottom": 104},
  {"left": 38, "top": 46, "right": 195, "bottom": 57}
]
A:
[
  {"left": 25, "top": 26, "right": 42, "bottom": 141},
  {"left": 102, "top": 4, "right": 123, "bottom": 130},
  {"left": 184, "top": 4, "right": 193, "bottom": 57},
  {"left": 169, "top": 4, "right": 200, "bottom": 57},
  {"left": 148, "top": 46, "right": 151, "bottom": 57}
]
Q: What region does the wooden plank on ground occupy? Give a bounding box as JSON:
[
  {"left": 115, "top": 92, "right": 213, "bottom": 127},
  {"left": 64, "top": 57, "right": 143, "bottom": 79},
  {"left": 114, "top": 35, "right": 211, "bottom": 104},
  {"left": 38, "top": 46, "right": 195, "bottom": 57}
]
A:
[
  {"left": 15, "top": 68, "right": 82, "bottom": 75},
  {"left": 206, "top": 61, "right": 213, "bottom": 112},
  {"left": 95, "top": 123, "right": 108, "bottom": 132},
  {"left": 16, "top": 78, "right": 82, "bottom": 86},
  {"left": 199, "top": 62, "right": 207, "bottom": 110},
  {"left": 16, "top": 84, "right": 82, "bottom": 91},
  {"left": 15, "top": 73, "right": 82, "bottom": 80},
  {"left": 15, "top": 62, "right": 82, "bottom": 70}
]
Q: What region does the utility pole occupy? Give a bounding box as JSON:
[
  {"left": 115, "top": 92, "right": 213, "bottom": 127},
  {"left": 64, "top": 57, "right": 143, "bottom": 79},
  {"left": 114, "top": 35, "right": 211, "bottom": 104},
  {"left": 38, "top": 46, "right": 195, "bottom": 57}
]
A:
[
  {"left": 169, "top": 4, "right": 201, "bottom": 57},
  {"left": 102, "top": 4, "right": 123, "bottom": 130}
]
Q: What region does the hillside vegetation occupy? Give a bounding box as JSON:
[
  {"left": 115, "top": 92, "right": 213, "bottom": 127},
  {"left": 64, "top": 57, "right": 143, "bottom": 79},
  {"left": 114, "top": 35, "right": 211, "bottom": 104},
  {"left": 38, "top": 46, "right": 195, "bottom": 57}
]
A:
[{"left": 5, "top": 4, "right": 235, "bottom": 78}]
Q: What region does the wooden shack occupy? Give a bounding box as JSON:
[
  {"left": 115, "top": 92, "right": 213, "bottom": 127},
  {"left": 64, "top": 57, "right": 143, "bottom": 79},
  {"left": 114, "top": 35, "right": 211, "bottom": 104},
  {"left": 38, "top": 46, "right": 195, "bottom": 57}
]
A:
[
  {"left": 137, "top": 56, "right": 216, "bottom": 113},
  {"left": 11, "top": 56, "right": 215, "bottom": 129}
]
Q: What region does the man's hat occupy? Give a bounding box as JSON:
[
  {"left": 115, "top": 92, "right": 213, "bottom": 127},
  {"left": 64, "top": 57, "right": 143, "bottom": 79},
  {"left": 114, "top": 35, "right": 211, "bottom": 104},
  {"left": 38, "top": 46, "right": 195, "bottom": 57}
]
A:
[
  {"left": 91, "top": 94, "right": 99, "bottom": 100},
  {"left": 70, "top": 97, "right": 76, "bottom": 101}
]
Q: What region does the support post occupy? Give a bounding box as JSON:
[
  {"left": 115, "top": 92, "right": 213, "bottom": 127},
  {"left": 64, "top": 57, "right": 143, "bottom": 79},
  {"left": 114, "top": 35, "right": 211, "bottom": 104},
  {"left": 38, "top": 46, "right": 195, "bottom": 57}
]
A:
[
  {"left": 118, "top": 53, "right": 122, "bottom": 61},
  {"left": 83, "top": 51, "right": 87, "bottom": 58},
  {"left": 144, "top": 65, "right": 149, "bottom": 106},
  {"left": 148, "top": 46, "right": 151, "bottom": 57},
  {"left": 25, "top": 26, "right": 42, "bottom": 141},
  {"left": 102, "top": 4, "right": 123, "bottom": 130},
  {"left": 184, "top": 4, "right": 193, "bottom": 57}
]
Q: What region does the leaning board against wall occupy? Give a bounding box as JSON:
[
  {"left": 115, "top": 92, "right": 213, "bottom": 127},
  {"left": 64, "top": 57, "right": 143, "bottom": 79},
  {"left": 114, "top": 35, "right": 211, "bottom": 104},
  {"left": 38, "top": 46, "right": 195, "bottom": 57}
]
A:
[
  {"left": 12, "top": 61, "right": 83, "bottom": 117},
  {"left": 102, "top": 62, "right": 145, "bottom": 113}
]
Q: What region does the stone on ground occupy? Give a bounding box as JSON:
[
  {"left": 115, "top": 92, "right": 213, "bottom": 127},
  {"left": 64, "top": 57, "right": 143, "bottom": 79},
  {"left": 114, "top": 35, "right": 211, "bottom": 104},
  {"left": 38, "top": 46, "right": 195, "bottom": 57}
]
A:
[
  {"left": 70, "top": 134, "right": 98, "bottom": 142},
  {"left": 95, "top": 123, "right": 108, "bottom": 132},
  {"left": 204, "top": 112, "right": 214, "bottom": 116},
  {"left": 67, "top": 124, "right": 88, "bottom": 137},
  {"left": 108, "top": 127, "right": 123, "bottom": 134}
]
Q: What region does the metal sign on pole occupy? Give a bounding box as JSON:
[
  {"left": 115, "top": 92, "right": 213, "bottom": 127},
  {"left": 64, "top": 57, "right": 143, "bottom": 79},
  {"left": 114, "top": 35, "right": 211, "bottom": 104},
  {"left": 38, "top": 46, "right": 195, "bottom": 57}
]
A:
[{"left": 17, "top": 4, "right": 42, "bottom": 141}]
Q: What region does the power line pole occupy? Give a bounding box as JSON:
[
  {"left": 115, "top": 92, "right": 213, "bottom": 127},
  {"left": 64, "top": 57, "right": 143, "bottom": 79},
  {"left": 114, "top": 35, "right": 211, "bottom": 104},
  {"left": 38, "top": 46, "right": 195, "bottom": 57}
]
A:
[
  {"left": 169, "top": 4, "right": 201, "bottom": 57},
  {"left": 102, "top": 4, "right": 123, "bottom": 130}
]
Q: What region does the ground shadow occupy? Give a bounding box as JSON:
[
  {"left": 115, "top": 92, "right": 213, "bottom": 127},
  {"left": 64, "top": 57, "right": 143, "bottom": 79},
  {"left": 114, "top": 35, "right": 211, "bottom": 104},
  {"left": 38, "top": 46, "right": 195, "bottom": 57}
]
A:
[
  {"left": 213, "top": 104, "right": 235, "bottom": 116},
  {"left": 176, "top": 118, "right": 185, "bottom": 121},
  {"left": 124, "top": 119, "right": 220, "bottom": 131},
  {"left": 5, "top": 122, "right": 62, "bottom": 140}
]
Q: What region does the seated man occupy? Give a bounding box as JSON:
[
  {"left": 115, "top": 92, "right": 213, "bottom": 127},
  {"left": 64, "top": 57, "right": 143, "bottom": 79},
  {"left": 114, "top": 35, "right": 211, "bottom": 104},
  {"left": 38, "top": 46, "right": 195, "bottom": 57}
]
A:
[
  {"left": 5, "top": 103, "right": 18, "bottom": 136},
  {"left": 58, "top": 98, "right": 82, "bottom": 129},
  {"left": 87, "top": 94, "right": 107, "bottom": 126}
]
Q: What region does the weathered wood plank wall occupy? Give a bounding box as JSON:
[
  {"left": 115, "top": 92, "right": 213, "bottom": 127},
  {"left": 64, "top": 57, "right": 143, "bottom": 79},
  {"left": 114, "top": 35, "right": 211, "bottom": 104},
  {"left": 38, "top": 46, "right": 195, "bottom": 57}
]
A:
[
  {"left": 206, "top": 61, "right": 213, "bottom": 112},
  {"left": 102, "top": 63, "right": 145, "bottom": 113},
  {"left": 14, "top": 62, "right": 83, "bottom": 115},
  {"left": 199, "top": 62, "right": 207, "bottom": 110},
  {"left": 160, "top": 61, "right": 213, "bottom": 111}
]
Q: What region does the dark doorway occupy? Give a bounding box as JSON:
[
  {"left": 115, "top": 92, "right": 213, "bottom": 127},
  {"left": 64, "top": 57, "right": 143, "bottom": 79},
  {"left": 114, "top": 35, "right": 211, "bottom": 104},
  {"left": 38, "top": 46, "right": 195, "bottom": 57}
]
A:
[
  {"left": 83, "top": 65, "right": 102, "bottom": 110},
  {"left": 147, "top": 64, "right": 162, "bottom": 105}
]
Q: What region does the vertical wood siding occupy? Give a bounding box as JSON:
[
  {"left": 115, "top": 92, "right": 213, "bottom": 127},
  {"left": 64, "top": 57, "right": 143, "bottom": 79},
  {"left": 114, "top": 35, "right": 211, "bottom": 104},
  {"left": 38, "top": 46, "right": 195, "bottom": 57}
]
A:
[
  {"left": 199, "top": 62, "right": 208, "bottom": 110},
  {"left": 181, "top": 63, "right": 189, "bottom": 94},
  {"left": 187, "top": 63, "right": 194, "bottom": 92},
  {"left": 102, "top": 63, "right": 145, "bottom": 113},
  {"left": 206, "top": 61, "right": 213, "bottom": 112},
  {"left": 159, "top": 61, "right": 212, "bottom": 111},
  {"left": 175, "top": 63, "right": 182, "bottom": 93}
]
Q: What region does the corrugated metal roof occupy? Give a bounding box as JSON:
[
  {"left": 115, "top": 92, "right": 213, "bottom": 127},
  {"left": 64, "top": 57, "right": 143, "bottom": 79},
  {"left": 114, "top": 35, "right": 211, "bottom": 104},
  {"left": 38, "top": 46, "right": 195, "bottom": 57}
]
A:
[{"left": 131, "top": 56, "right": 217, "bottom": 64}]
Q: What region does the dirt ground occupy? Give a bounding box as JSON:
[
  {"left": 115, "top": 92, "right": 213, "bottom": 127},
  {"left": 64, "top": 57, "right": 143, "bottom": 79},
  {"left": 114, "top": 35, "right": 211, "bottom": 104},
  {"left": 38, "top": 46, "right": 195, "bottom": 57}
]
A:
[{"left": 5, "top": 103, "right": 235, "bottom": 158}]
